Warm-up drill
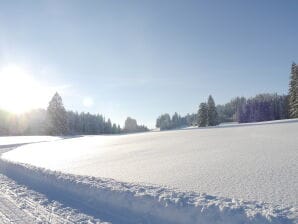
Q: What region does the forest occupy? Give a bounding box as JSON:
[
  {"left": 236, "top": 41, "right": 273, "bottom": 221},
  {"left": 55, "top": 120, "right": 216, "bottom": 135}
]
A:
[
  {"left": 0, "top": 63, "right": 297, "bottom": 135},
  {"left": 156, "top": 63, "right": 298, "bottom": 130},
  {"left": 0, "top": 93, "right": 147, "bottom": 136}
]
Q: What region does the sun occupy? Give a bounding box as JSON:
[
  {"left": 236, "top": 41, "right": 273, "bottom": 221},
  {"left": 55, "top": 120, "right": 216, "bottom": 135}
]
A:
[
  {"left": 0, "top": 64, "right": 53, "bottom": 113},
  {"left": 83, "top": 97, "right": 94, "bottom": 107}
]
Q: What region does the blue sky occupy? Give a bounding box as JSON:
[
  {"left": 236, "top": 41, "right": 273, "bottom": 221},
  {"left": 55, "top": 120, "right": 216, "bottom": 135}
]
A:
[{"left": 0, "top": 0, "right": 297, "bottom": 128}]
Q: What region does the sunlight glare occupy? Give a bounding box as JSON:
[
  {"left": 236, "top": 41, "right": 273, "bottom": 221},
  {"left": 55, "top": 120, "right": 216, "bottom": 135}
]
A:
[
  {"left": 83, "top": 97, "right": 94, "bottom": 107},
  {"left": 0, "top": 64, "right": 54, "bottom": 113}
]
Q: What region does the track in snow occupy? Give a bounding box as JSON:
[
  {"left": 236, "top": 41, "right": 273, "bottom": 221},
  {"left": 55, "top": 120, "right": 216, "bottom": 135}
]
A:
[
  {"left": 0, "top": 144, "right": 107, "bottom": 224},
  {"left": 0, "top": 172, "right": 108, "bottom": 224},
  {"left": 0, "top": 192, "right": 35, "bottom": 224}
]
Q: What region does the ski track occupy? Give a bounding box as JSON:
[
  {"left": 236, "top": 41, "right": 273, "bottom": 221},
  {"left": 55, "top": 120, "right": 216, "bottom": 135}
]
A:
[
  {"left": 0, "top": 192, "right": 35, "bottom": 224},
  {"left": 0, "top": 141, "right": 108, "bottom": 224},
  {"left": 0, "top": 173, "right": 108, "bottom": 224}
]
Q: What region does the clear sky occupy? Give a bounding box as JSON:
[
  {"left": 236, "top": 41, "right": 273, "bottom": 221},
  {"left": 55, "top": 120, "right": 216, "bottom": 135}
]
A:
[{"left": 0, "top": 0, "right": 297, "bottom": 128}]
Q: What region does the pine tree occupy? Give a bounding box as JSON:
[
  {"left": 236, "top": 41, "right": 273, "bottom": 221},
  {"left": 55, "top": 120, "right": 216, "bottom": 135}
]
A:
[
  {"left": 198, "top": 103, "right": 208, "bottom": 127},
  {"left": 112, "top": 123, "right": 117, "bottom": 134},
  {"left": 105, "top": 118, "right": 112, "bottom": 133},
  {"left": 172, "top": 112, "right": 180, "bottom": 129},
  {"left": 207, "top": 95, "right": 218, "bottom": 126},
  {"left": 124, "top": 117, "right": 138, "bottom": 132},
  {"left": 155, "top": 114, "right": 171, "bottom": 130},
  {"left": 117, "top": 125, "right": 121, "bottom": 134},
  {"left": 47, "top": 92, "right": 67, "bottom": 135},
  {"left": 289, "top": 62, "right": 298, "bottom": 118}
]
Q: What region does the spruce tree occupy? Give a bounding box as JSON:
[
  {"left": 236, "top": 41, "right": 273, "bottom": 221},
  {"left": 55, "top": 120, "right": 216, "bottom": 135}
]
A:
[
  {"left": 198, "top": 103, "right": 208, "bottom": 127},
  {"left": 172, "top": 112, "right": 180, "bottom": 129},
  {"left": 289, "top": 62, "right": 298, "bottom": 118},
  {"left": 47, "top": 92, "right": 67, "bottom": 135},
  {"left": 105, "top": 118, "right": 112, "bottom": 133},
  {"left": 117, "top": 125, "right": 121, "bottom": 134},
  {"left": 124, "top": 117, "right": 138, "bottom": 132},
  {"left": 112, "top": 123, "right": 117, "bottom": 134},
  {"left": 156, "top": 114, "right": 171, "bottom": 130},
  {"left": 207, "top": 95, "right": 218, "bottom": 126}
]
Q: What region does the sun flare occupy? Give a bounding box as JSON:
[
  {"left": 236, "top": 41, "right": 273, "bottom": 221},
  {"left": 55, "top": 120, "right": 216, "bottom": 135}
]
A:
[{"left": 0, "top": 64, "right": 54, "bottom": 113}]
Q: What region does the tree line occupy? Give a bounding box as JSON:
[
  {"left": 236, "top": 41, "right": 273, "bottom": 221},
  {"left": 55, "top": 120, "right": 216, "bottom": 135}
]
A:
[
  {"left": 1, "top": 63, "right": 297, "bottom": 134},
  {"left": 156, "top": 63, "right": 298, "bottom": 129},
  {"left": 0, "top": 93, "right": 148, "bottom": 136},
  {"left": 123, "top": 117, "right": 149, "bottom": 133},
  {"left": 217, "top": 94, "right": 289, "bottom": 123},
  {"left": 156, "top": 112, "right": 197, "bottom": 130}
]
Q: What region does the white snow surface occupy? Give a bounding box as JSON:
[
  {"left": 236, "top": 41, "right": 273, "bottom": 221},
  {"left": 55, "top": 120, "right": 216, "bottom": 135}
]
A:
[
  {"left": 0, "top": 136, "right": 61, "bottom": 146},
  {"left": 0, "top": 159, "right": 295, "bottom": 224},
  {"left": 1, "top": 119, "right": 298, "bottom": 223},
  {"left": 3, "top": 120, "right": 298, "bottom": 208},
  {"left": 0, "top": 173, "right": 106, "bottom": 224}
]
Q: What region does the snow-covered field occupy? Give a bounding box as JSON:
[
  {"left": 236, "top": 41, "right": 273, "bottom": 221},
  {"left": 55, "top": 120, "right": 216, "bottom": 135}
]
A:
[
  {"left": 1, "top": 119, "right": 298, "bottom": 223},
  {"left": 0, "top": 136, "right": 61, "bottom": 156},
  {"left": 0, "top": 136, "right": 62, "bottom": 159},
  {"left": 0, "top": 136, "right": 61, "bottom": 146}
]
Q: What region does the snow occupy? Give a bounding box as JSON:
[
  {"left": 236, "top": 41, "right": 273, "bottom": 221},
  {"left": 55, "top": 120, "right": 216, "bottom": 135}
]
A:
[
  {"left": 0, "top": 143, "right": 107, "bottom": 224},
  {"left": 1, "top": 119, "right": 298, "bottom": 223},
  {"left": 0, "top": 159, "right": 294, "bottom": 224},
  {"left": 3, "top": 120, "right": 298, "bottom": 208},
  {"left": 0, "top": 136, "right": 61, "bottom": 146},
  {"left": 0, "top": 173, "right": 106, "bottom": 223}
]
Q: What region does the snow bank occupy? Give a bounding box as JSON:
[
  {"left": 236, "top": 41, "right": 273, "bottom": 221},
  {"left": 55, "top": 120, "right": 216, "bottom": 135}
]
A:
[
  {"left": 0, "top": 159, "right": 295, "bottom": 224},
  {"left": 0, "top": 173, "right": 107, "bottom": 224}
]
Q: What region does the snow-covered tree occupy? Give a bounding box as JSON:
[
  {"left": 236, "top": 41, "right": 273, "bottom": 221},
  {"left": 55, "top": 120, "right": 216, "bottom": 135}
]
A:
[
  {"left": 198, "top": 103, "right": 208, "bottom": 127},
  {"left": 123, "top": 117, "right": 148, "bottom": 133},
  {"left": 238, "top": 93, "right": 289, "bottom": 123},
  {"left": 156, "top": 112, "right": 193, "bottom": 130},
  {"left": 156, "top": 114, "right": 172, "bottom": 130},
  {"left": 47, "top": 92, "right": 67, "bottom": 135},
  {"left": 104, "top": 118, "right": 112, "bottom": 133},
  {"left": 207, "top": 95, "right": 218, "bottom": 126},
  {"left": 289, "top": 62, "right": 298, "bottom": 118},
  {"left": 124, "top": 117, "right": 138, "bottom": 132}
]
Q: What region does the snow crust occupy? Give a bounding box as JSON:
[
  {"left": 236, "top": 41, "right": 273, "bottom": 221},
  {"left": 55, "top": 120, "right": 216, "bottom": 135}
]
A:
[{"left": 0, "top": 159, "right": 295, "bottom": 224}]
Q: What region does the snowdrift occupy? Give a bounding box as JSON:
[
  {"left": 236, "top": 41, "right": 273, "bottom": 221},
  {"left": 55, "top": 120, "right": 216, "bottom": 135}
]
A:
[{"left": 0, "top": 159, "right": 295, "bottom": 224}]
